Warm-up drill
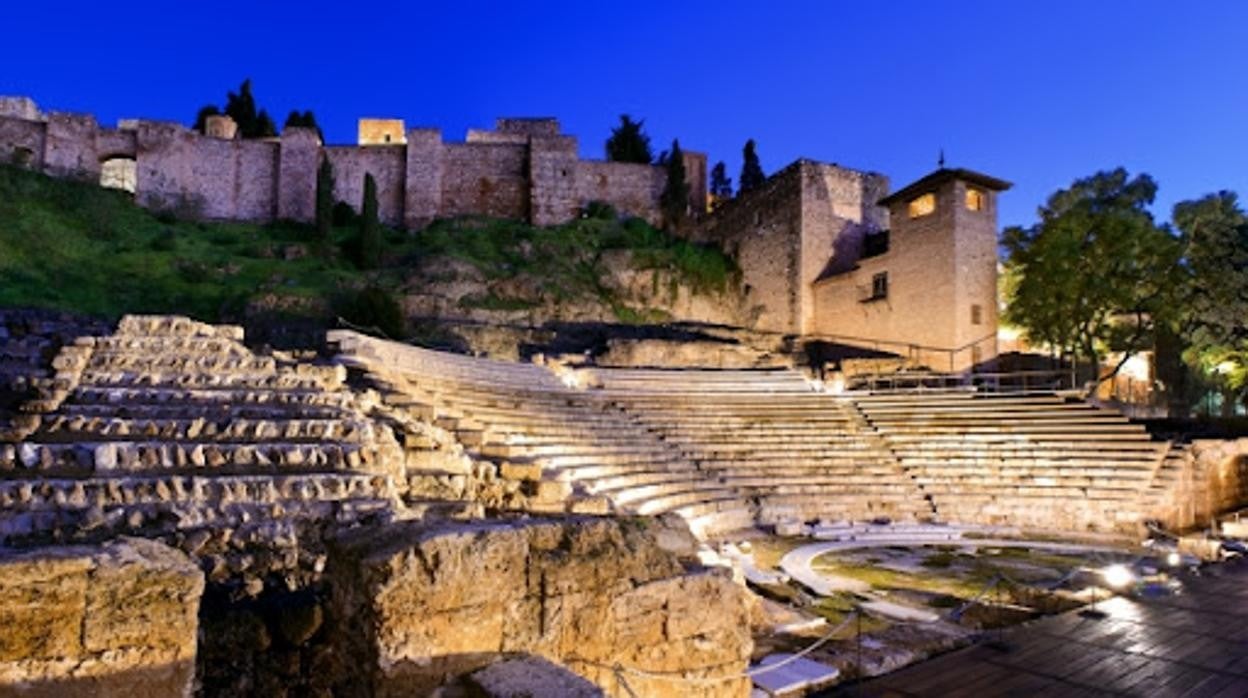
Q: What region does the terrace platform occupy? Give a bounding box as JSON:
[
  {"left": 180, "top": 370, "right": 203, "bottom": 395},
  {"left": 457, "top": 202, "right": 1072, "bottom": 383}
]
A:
[{"left": 838, "top": 558, "right": 1248, "bottom": 697}]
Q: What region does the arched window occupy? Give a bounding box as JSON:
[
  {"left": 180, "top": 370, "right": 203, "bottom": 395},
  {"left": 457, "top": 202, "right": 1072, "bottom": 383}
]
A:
[
  {"left": 965, "top": 189, "right": 985, "bottom": 211},
  {"left": 99, "top": 157, "right": 136, "bottom": 194}
]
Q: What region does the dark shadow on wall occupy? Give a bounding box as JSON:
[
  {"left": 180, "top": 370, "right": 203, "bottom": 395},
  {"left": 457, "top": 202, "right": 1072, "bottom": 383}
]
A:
[{"left": 0, "top": 660, "right": 196, "bottom": 698}]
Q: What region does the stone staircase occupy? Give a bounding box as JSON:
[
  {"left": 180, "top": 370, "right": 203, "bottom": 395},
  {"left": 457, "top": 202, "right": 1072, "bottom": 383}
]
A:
[
  {"left": 0, "top": 316, "right": 403, "bottom": 555},
  {"left": 851, "top": 392, "right": 1172, "bottom": 533},
  {"left": 591, "top": 367, "right": 933, "bottom": 526},
  {"left": 331, "top": 332, "right": 756, "bottom": 538}
]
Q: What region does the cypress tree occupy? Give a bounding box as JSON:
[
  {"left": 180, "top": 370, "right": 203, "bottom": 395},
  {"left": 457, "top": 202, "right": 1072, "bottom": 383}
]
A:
[
  {"left": 315, "top": 156, "right": 335, "bottom": 244},
  {"left": 709, "top": 161, "right": 733, "bottom": 204},
  {"left": 739, "top": 139, "right": 765, "bottom": 194},
  {"left": 357, "top": 173, "right": 382, "bottom": 270},
  {"left": 605, "top": 115, "right": 654, "bottom": 164},
  {"left": 660, "top": 139, "right": 689, "bottom": 228}
]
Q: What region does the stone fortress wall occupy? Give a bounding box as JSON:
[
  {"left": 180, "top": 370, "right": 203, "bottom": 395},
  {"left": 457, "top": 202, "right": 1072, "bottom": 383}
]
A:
[
  {"left": 0, "top": 94, "right": 1007, "bottom": 372},
  {"left": 0, "top": 96, "right": 707, "bottom": 229}
]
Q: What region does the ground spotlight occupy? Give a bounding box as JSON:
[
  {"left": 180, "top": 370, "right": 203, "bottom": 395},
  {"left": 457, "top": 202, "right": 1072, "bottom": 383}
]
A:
[
  {"left": 1166, "top": 551, "right": 1181, "bottom": 567},
  {"left": 1102, "top": 564, "right": 1135, "bottom": 589}
]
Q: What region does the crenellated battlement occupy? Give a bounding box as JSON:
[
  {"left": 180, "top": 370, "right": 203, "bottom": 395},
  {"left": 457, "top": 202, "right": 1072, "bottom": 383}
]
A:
[{"left": 0, "top": 96, "right": 707, "bottom": 229}]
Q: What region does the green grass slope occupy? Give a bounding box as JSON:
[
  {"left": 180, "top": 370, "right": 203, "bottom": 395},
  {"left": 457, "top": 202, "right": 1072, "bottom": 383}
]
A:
[{"left": 0, "top": 165, "right": 739, "bottom": 334}]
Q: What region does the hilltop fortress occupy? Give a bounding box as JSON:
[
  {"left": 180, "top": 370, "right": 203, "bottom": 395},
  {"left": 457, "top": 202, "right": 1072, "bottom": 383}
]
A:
[{"left": 0, "top": 96, "right": 1007, "bottom": 370}]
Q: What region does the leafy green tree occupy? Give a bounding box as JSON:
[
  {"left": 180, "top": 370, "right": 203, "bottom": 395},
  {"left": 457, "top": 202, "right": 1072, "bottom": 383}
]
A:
[
  {"left": 356, "top": 173, "right": 382, "bottom": 269},
  {"left": 660, "top": 139, "right": 689, "bottom": 227},
  {"left": 1002, "top": 168, "right": 1184, "bottom": 380},
  {"left": 284, "top": 110, "right": 324, "bottom": 142},
  {"left": 709, "top": 161, "right": 733, "bottom": 203},
  {"left": 605, "top": 115, "right": 653, "bottom": 164},
  {"left": 739, "top": 139, "right": 765, "bottom": 194},
  {"left": 1174, "top": 192, "right": 1248, "bottom": 405},
  {"left": 315, "top": 156, "right": 335, "bottom": 244}
]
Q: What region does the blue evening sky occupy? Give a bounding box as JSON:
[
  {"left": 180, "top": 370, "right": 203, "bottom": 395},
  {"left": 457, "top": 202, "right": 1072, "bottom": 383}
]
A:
[{"left": 2, "top": 1, "right": 1244, "bottom": 229}]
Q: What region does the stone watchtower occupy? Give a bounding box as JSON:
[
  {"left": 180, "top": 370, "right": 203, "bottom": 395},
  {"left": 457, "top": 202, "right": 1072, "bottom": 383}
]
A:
[{"left": 873, "top": 168, "right": 1012, "bottom": 369}]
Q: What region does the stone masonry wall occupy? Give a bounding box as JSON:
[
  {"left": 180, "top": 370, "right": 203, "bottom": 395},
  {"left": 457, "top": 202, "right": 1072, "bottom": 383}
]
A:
[
  {"left": 810, "top": 177, "right": 1000, "bottom": 371},
  {"left": 698, "top": 163, "right": 807, "bottom": 333},
  {"left": 439, "top": 143, "right": 529, "bottom": 220},
  {"left": 328, "top": 517, "right": 753, "bottom": 697},
  {"left": 575, "top": 160, "right": 664, "bottom": 225},
  {"left": 326, "top": 145, "right": 407, "bottom": 226},
  {"left": 0, "top": 98, "right": 705, "bottom": 232},
  {"left": 0, "top": 538, "right": 204, "bottom": 698},
  {"left": 0, "top": 116, "right": 45, "bottom": 168}
]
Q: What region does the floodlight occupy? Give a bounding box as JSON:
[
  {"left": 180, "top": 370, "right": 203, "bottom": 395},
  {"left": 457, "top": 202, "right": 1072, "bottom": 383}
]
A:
[{"left": 1101, "top": 564, "right": 1134, "bottom": 589}]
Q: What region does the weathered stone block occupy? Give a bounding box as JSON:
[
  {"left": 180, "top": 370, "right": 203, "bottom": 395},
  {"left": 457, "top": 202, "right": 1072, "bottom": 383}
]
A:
[
  {"left": 0, "top": 538, "right": 204, "bottom": 697},
  {"left": 328, "top": 517, "right": 752, "bottom": 697}
]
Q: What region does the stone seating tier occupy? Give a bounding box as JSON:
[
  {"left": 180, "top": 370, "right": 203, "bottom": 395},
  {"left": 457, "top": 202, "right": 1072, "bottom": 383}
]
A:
[{"left": 0, "top": 440, "right": 376, "bottom": 476}]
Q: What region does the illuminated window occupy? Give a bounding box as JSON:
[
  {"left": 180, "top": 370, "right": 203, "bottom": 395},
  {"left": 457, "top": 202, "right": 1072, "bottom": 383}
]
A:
[
  {"left": 965, "top": 189, "right": 985, "bottom": 211},
  {"left": 871, "top": 272, "right": 888, "bottom": 300},
  {"left": 971, "top": 304, "right": 983, "bottom": 325},
  {"left": 907, "top": 193, "right": 936, "bottom": 218},
  {"left": 100, "top": 158, "right": 136, "bottom": 194}
]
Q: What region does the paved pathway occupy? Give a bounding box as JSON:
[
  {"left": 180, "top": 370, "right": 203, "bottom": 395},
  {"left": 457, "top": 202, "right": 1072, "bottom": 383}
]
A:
[{"left": 831, "top": 558, "right": 1248, "bottom": 697}]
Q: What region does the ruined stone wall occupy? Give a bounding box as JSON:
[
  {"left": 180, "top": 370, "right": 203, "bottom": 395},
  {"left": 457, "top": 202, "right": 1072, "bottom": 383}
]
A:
[
  {"left": 403, "top": 128, "right": 443, "bottom": 228},
  {"left": 798, "top": 163, "right": 889, "bottom": 334},
  {"left": 326, "top": 145, "right": 407, "bottom": 226},
  {"left": 440, "top": 143, "right": 529, "bottom": 219},
  {"left": 43, "top": 113, "right": 101, "bottom": 180},
  {"left": 0, "top": 538, "right": 203, "bottom": 697},
  {"left": 0, "top": 96, "right": 39, "bottom": 121},
  {"left": 277, "top": 127, "right": 319, "bottom": 223},
  {"left": 134, "top": 121, "right": 278, "bottom": 221},
  {"left": 529, "top": 135, "right": 581, "bottom": 226},
  {"left": 0, "top": 97, "right": 707, "bottom": 232},
  {"left": 0, "top": 115, "right": 45, "bottom": 168},
  {"left": 575, "top": 160, "right": 664, "bottom": 224},
  {"left": 328, "top": 517, "right": 753, "bottom": 698},
  {"left": 698, "top": 163, "right": 806, "bottom": 333},
  {"left": 1156, "top": 440, "right": 1248, "bottom": 531}
]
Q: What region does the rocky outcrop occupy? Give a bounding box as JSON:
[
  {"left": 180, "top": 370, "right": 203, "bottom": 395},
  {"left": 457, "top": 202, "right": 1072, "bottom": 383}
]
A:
[
  {"left": 328, "top": 516, "right": 754, "bottom": 697},
  {"left": 0, "top": 537, "right": 204, "bottom": 698}
]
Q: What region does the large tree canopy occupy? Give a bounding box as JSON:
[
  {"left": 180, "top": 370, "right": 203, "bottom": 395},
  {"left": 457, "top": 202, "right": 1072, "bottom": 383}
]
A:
[
  {"left": 1002, "top": 168, "right": 1183, "bottom": 376},
  {"left": 1174, "top": 191, "right": 1248, "bottom": 390},
  {"left": 605, "top": 115, "right": 653, "bottom": 164}
]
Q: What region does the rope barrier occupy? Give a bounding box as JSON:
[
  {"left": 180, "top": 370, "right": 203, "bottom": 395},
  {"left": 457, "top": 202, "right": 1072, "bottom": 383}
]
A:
[{"left": 570, "top": 610, "right": 860, "bottom": 688}]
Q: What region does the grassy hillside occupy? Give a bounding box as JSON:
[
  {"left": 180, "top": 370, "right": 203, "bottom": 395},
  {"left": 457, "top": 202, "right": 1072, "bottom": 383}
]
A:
[{"left": 0, "top": 165, "right": 739, "bottom": 338}]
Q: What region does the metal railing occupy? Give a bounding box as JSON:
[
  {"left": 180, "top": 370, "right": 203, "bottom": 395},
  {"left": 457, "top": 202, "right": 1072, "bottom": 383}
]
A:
[
  {"left": 805, "top": 331, "right": 1000, "bottom": 373},
  {"left": 847, "top": 368, "right": 1079, "bottom": 395}
]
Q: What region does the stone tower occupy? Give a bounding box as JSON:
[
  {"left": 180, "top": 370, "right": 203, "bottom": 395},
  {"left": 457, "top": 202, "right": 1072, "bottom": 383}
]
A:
[{"left": 873, "top": 167, "right": 1011, "bottom": 369}]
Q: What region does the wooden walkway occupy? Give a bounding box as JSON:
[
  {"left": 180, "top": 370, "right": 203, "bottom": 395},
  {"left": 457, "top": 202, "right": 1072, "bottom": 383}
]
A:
[{"left": 836, "top": 559, "right": 1248, "bottom": 697}]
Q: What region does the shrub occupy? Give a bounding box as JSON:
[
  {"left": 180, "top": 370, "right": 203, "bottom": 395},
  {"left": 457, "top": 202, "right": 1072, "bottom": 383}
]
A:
[
  {"left": 582, "top": 200, "right": 617, "bottom": 221},
  {"left": 150, "top": 228, "right": 178, "bottom": 251},
  {"left": 332, "top": 201, "right": 357, "bottom": 227},
  {"left": 338, "top": 286, "right": 405, "bottom": 340}
]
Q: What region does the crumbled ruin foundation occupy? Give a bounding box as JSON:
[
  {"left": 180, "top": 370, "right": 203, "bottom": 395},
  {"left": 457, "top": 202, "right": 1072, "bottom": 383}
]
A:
[{"left": 0, "top": 537, "right": 203, "bottom": 697}]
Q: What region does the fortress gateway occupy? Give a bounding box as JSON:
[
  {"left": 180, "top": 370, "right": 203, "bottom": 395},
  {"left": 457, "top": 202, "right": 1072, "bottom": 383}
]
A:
[{"left": 0, "top": 96, "right": 1008, "bottom": 370}]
